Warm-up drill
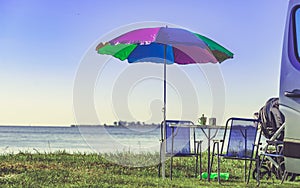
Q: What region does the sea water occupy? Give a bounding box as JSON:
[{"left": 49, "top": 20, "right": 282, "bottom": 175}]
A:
[{"left": 0, "top": 125, "right": 224, "bottom": 154}]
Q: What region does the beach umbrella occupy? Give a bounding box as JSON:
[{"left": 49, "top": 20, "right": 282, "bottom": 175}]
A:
[{"left": 95, "top": 26, "right": 233, "bottom": 178}]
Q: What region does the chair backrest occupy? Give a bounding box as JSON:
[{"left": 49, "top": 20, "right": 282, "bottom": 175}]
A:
[
  {"left": 221, "top": 118, "right": 260, "bottom": 159},
  {"left": 164, "top": 120, "right": 194, "bottom": 155}
]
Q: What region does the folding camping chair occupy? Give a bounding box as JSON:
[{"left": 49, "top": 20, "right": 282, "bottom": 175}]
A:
[
  {"left": 158, "top": 120, "right": 202, "bottom": 179},
  {"left": 211, "top": 117, "right": 261, "bottom": 184}
]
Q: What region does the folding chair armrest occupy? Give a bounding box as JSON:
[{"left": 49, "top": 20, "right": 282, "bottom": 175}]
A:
[{"left": 262, "top": 152, "right": 284, "bottom": 158}]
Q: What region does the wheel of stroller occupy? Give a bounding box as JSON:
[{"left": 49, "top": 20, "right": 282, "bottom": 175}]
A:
[
  {"left": 252, "top": 165, "right": 271, "bottom": 180},
  {"left": 276, "top": 161, "right": 297, "bottom": 181}
]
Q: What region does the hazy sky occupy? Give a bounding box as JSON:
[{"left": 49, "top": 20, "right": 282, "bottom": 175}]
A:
[{"left": 0, "top": 0, "right": 289, "bottom": 125}]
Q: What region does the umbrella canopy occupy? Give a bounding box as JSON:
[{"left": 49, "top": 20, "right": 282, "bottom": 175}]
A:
[
  {"left": 96, "top": 27, "right": 233, "bottom": 64},
  {"left": 96, "top": 26, "right": 233, "bottom": 178}
]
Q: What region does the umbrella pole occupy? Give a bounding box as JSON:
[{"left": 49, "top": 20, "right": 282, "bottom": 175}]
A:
[{"left": 161, "top": 44, "right": 167, "bottom": 178}]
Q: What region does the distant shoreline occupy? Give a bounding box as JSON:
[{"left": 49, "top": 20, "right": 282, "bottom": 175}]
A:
[
  {"left": 71, "top": 124, "right": 160, "bottom": 128},
  {"left": 0, "top": 124, "right": 161, "bottom": 128}
]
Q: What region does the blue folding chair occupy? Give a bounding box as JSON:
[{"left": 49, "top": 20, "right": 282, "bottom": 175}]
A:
[
  {"left": 158, "top": 120, "right": 202, "bottom": 179},
  {"left": 211, "top": 117, "right": 261, "bottom": 183}
]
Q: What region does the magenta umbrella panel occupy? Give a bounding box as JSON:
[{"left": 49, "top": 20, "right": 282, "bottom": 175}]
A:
[{"left": 96, "top": 27, "right": 233, "bottom": 64}]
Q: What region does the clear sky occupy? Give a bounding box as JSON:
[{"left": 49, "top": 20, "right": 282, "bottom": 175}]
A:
[{"left": 0, "top": 0, "right": 289, "bottom": 126}]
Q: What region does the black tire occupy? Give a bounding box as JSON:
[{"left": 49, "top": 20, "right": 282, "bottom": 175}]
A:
[{"left": 252, "top": 165, "right": 271, "bottom": 180}]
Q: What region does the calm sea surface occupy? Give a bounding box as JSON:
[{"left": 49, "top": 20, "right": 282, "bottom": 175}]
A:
[{"left": 0, "top": 125, "right": 225, "bottom": 154}]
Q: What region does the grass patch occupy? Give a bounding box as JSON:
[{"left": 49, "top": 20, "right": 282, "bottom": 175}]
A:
[{"left": 0, "top": 151, "right": 298, "bottom": 187}]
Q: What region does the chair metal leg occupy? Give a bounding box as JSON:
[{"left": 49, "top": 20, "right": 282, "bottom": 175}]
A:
[
  {"left": 158, "top": 164, "right": 161, "bottom": 177},
  {"left": 158, "top": 142, "right": 162, "bottom": 177},
  {"left": 199, "top": 141, "right": 202, "bottom": 179},
  {"left": 247, "top": 159, "right": 253, "bottom": 184},
  {"left": 170, "top": 156, "right": 173, "bottom": 180},
  {"left": 210, "top": 142, "right": 217, "bottom": 173},
  {"left": 281, "top": 170, "right": 287, "bottom": 184},
  {"left": 211, "top": 141, "right": 221, "bottom": 183},
  {"left": 195, "top": 155, "right": 198, "bottom": 178},
  {"left": 256, "top": 154, "right": 266, "bottom": 185},
  {"left": 216, "top": 143, "right": 220, "bottom": 184},
  {"left": 195, "top": 142, "right": 199, "bottom": 178},
  {"left": 194, "top": 140, "right": 203, "bottom": 179},
  {"left": 256, "top": 157, "right": 261, "bottom": 186},
  {"left": 244, "top": 159, "right": 247, "bottom": 182}
]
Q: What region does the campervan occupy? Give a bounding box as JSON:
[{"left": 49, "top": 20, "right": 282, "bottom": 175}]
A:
[{"left": 280, "top": 0, "right": 300, "bottom": 174}]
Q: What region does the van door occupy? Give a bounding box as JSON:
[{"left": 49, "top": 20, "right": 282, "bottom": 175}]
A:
[{"left": 280, "top": 0, "right": 300, "bottom": 174}]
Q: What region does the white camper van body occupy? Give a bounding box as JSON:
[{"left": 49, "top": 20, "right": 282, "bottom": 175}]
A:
[{"left": 280, "top": 0, "right": 300, "bottom": 174}]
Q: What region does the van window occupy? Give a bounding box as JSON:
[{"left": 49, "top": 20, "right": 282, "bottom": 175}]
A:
[{"left": 295, "top": 8, "right": 300, "bottom": 59}]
